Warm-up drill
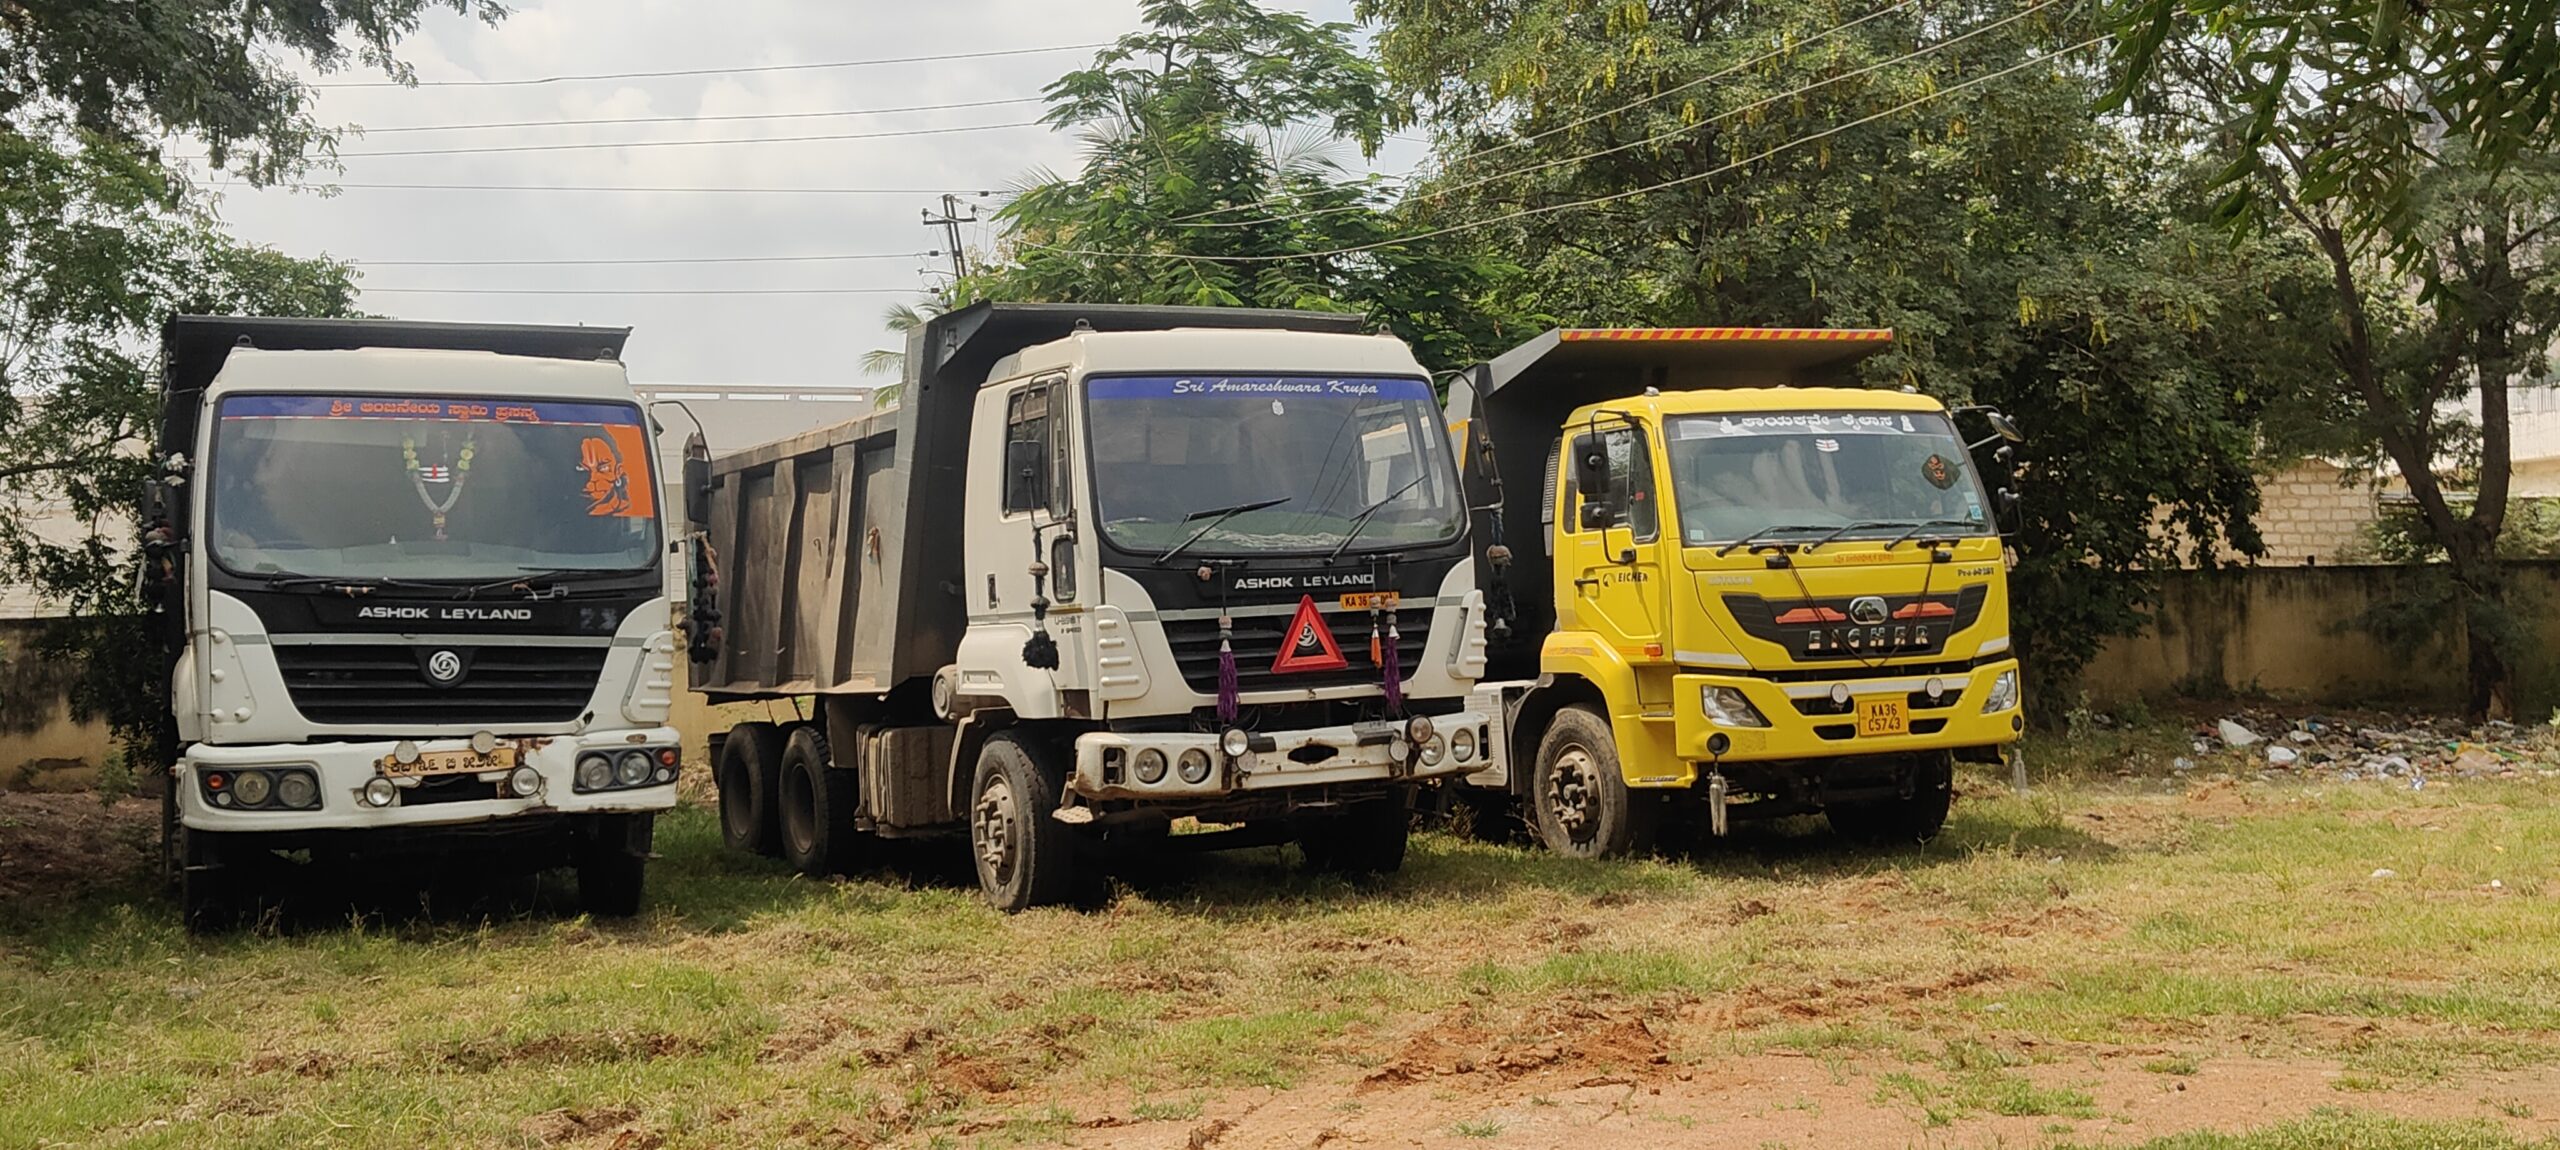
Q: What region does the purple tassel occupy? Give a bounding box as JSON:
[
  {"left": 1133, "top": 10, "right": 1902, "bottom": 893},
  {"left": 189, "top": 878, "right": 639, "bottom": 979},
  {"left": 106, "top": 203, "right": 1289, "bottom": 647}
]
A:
[
  {"left": 1215, "top": 614, "right": 1240, "bottom": 723},
  {"left": 1382, "top": 620, "right": 1403, "bottom": 713}
]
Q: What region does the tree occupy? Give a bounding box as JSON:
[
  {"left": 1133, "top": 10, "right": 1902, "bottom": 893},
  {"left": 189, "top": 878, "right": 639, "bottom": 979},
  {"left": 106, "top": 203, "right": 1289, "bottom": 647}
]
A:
[
  {"left": 860, "top": 299, "right": 947, "bottom": 409},
  {"left": 2, "top": 0, "right": 501, "bottom": 182},
  {"left": 967, "top": 0, "right": 1529, "bottom": 372},
  {"left": 0, "top": 134, "right": 359, "bottom": 750},
  {"left": 2108, "top": 6, "right": 2560, "bottom": 717},
  {"left": 1358, "top": 0, "right": 2333, "bottom": 708}
]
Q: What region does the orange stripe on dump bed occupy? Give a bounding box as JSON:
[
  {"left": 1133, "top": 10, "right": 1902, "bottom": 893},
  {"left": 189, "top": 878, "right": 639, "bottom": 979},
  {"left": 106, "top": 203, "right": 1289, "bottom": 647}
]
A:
[{"left": 1557, "top": 327, "right": 1894, "bottom": 342}]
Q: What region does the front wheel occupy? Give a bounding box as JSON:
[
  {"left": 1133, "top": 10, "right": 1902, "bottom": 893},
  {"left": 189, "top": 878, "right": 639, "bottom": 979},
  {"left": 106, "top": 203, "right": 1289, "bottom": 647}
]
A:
[
  {"left": 1529, "top": 706, "right": 1656, "bottom": 859},
  {"left": 577, "top": 813, "right": 653, "bottom": 917},
  {"left": 178, "top": 827, "right": 246, "bottom": 935},
  {"left": 1299, "top": 793, "right": 1412, "bottom": 876},
  {"left": 968, "top": 734, "right": 1079, "bottom": 913}
]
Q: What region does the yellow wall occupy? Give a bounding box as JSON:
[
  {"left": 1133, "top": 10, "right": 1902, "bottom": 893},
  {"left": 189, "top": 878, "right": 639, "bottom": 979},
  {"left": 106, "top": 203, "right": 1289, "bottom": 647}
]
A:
[{"left": 2083, "top": 562, "right": 2560, "bottom": 711}]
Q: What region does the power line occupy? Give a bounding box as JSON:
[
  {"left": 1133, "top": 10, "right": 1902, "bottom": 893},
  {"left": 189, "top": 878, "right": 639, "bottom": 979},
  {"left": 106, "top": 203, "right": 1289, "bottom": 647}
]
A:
[
  {"left": 332, "top": 119, "right": 1045, "bottom": 159},
  {"left": 313, "top": 42, "right": 1113, "bottom": 89},
  {"left": 1019, "top": 38, "right": 2109, "bottom": 266},
  {"left": 349, "top": 252, "right": 939, "bottom": 267},
  {"left": 357, "top": 96, "right": 1048, "bottom": 135},
  {"left": 358, "top": 286, "right": 927, "bottom": 296},
  {"left": 1167, "top": 0, "right": 1925, "bottom": 224},
  {"left": 298, "top": 181, "right": 993, "bottom": 195},
  {"left": 1177, "top": 0, "right": 2063, "bottom": 232}
]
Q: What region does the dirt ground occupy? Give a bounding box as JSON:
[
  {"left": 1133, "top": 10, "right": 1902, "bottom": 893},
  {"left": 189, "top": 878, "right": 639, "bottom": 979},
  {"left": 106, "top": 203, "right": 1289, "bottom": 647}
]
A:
[{"left": 0, "top": 790, "right": 155, "bottom": 913}]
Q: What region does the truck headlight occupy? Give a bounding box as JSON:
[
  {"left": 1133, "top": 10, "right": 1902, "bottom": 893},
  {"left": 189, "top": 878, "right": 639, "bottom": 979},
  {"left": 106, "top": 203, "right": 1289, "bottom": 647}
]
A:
[
  {"left": 616, "top": 751, "right": 653, "bottom": 786},
  {"left": 1700, "top": 685, "right": 1771, "bottom": 728},
  {"left": 576, "top": 753, "right": 614, "bottom": 792},
  {"left": 362, "top": 776, "right": 399, "bottom": 808},
  {"left": 1135, "top": 748, "right": 1169, "bottom": 785},
  {"left": 508, "top": 765, "right": 544, "bottom": 798},
  {"left": 275, "top": 771, "right": 319, "bottom": 810},
  {"left": 1176, "top": 749, "right": 1214, "bottom": 785},
  {"left": 1220, "top": 728, "right": 1252, "bottom": 758},
  {"left": 233, "top": 770, "right": 274, "bottom": 807},
  {"left": 1451, "top": 726, "right": 1477, "bottom": 763},
  {"left": 1981, "top": 669, "right": 2020, "bottom": 714},
  {"left": 1417, "top": 735, "right": 1445, "bottom": 766}
]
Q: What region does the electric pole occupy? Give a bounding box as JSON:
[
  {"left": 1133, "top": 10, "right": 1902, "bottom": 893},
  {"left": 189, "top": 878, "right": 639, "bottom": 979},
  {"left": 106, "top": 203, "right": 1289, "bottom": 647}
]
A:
[{"left": 922, "top": 194, "right": 977, "bottom": 288}]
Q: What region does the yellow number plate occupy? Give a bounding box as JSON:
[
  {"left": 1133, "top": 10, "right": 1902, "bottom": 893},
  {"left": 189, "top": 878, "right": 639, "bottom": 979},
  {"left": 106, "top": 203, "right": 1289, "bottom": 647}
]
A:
[
  {"left": 1339, "top": 591, "right": 1402, "bottom": 611},
  {"left": 379, "top": 746, "right": 517, "bottom": 779},
  {"left": 1857, "top": 699, "right": 1909, "bottom": 738}
]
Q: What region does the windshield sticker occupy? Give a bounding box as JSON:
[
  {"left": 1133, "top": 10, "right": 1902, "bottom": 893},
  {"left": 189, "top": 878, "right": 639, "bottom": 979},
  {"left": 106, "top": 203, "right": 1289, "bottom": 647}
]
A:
[
  {"left": 1088, "top": 375, "right": 1436, "bottom": 401},
  {"left": 578, "top": 427, "right": 655, "bottom": 518},
  {"left": 1671, "top": 411, "right": 1932, "bottom": 439},
  {"left": 1815, "top": 438, "right": 1841, "bottom": 453},
  {"left": 1922, "top": 453, "right": 1960, "bottom": 489},
  {"left": 218, "top": 395, "right": 645, "bottom": 427}
]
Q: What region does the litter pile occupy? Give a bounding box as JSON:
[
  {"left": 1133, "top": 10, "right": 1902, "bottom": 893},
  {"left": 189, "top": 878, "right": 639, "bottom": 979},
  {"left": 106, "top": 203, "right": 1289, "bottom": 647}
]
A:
[{"left": 2175, "top": 709, "right": 2560, "bottom": 786}]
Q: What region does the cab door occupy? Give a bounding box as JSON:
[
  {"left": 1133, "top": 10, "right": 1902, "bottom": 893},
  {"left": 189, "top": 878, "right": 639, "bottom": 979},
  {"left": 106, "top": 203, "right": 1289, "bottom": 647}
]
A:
[{"left": 1560, "top": 421, "right": 1671, "bottom": 657}]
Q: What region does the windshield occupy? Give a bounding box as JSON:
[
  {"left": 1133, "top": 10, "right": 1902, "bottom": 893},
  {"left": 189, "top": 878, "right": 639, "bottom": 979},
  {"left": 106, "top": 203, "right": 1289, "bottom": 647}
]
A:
[
  {"left": 1084, "top": 375, "right": 1463, "bottom": 558},
  {"left": 1664, "top": 410, "right": 1990, "bottom": 545},
  {"left": 208, "top": 394, "right": 661, "bottom": 580}
]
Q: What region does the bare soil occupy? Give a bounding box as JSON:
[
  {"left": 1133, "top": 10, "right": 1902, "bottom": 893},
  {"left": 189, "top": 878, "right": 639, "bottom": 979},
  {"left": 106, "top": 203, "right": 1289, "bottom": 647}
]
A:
[{"left": 0, "top": 790, "right": 155, "bottom": 914}]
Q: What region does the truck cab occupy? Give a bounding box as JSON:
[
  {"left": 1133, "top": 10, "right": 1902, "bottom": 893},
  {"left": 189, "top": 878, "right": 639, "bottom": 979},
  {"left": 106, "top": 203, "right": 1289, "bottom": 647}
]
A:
[
  {"left": 149, "top": 317, "right": 681, "bottom": 929},
  {"left": 1446, "top": 327, "right": 2025, "bottom": 854}
]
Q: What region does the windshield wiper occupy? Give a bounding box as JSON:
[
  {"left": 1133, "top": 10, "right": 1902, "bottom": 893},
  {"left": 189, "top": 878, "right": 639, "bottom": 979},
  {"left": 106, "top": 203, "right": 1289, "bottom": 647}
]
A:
[
  {"left": 1802, "top": 520, "right": 1913, "bottom": 553},
  {"left": 1325, "top": 474, "right": 1430, "bottom": 564},
  {"left": 1155, "top": 497, "right": 1292, "bottom": 566},
  {"left": 262, "top": 574, "right": 446, "bottom": 594},
  {"left": 1884, "top": 519, "right": 1989, "bottom": 550},
  {"left": 1712, "top": 524, "right": 1831, "bottom": 558},
  {"left": 455, "top": 568, "right": 642, "bottom": 598}
]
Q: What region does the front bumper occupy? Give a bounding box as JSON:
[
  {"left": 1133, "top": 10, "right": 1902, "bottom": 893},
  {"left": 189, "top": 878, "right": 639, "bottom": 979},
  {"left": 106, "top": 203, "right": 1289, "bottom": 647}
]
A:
[
  {"left": 177, "top": 729, "right": 682, "bottom": 834},
  {"left": 1670, "top": 660, "right": 2023, "bottom": 768},
  {"left": 1071, "top": 710, "right": 1490, "bottom": 801}
]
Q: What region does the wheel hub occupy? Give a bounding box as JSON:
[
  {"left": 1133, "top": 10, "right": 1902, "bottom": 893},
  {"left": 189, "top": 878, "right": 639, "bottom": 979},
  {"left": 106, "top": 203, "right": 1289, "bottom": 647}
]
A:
[
  {"left": 1548, "top": 747, "right": 1598, "bottom": 839},
  {"left": 973, "top": 776, "right": 1019, "bottom": 881}
]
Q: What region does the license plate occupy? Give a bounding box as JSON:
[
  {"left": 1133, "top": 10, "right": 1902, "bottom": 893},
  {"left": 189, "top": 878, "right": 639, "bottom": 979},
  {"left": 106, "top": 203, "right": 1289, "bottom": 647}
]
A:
[
  {"left": 379, "top": 746, "right": 516, "bottom": 778},
  {"left": 1857, "top": 699, "right": 1909, "bottom": 738},
  {"left": 1339, "top": 591, "right": 1402, "bottom": 611}
]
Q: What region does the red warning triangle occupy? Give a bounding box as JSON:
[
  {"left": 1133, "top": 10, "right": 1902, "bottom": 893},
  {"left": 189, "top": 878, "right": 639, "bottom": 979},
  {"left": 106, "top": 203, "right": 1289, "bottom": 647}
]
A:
[{"left": 1271, "top": 594, "right": 1349, "bottom": 674}]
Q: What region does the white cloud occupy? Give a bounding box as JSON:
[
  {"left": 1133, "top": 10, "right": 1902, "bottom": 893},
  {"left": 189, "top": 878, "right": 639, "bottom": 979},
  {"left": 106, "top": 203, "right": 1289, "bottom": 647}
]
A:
[{"left": 202, "top": 0, "right": 1397, "bottom": 393}]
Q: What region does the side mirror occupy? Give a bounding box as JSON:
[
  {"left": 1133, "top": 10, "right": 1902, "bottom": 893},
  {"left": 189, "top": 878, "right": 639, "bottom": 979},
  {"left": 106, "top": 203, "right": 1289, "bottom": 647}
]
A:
[
  {"left": 1578, "top": 501, "right": 1618, "bottom": 532},
  {"left": 1004, "top": 438, "right": 1045, "bottom": 511},
  {"left": 681, "top": 432, "right": 712, "bottom": 529},
  {"left": 1049, "top": 533, "right": 1078, "bottom": 602},
  {"left": 1987, "top": 412, "right": 2025, "bottom": 443},
  {"left": 1573, "top": 442, "right": 1612, "bottom": 503}
]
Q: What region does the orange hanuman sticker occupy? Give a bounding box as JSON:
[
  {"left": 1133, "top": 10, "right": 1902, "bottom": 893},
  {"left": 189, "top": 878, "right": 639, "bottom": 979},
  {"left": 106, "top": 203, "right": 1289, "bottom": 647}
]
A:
[{"left": 579, "top": 425, "right": 656, "bottom": 518}]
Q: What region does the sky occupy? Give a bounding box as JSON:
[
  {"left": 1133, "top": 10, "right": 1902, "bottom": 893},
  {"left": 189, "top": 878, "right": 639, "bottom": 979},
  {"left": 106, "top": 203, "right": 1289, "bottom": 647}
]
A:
[{"left": 193, "top": 0, "right": 1422, "bottom": 392}]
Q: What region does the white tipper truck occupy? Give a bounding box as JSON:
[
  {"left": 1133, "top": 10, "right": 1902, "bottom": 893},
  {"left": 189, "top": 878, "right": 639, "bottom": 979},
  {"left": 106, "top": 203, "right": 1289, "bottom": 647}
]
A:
[
  {"left": 685, "top": 302, "right": 1492, "bottom": 910},
  {"left": 146, "top": 317, "right": 683, "bottom": 930}
]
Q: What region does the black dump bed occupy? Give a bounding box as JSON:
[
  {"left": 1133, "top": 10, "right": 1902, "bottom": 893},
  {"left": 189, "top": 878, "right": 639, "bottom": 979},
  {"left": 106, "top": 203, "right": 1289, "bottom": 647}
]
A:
[
  {"left": 1445, "top": 327, "right": 1893, "bottom": 681},
  {"left": 697, "top": 301, "right": 1367, "bottom": 700}
]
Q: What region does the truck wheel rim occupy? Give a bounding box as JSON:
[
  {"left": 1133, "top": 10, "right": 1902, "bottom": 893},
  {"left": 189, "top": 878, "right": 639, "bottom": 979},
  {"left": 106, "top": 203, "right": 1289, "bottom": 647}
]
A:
[
  {"left": 1548, "top": 747, "right": 1598, "bottom": 840},
  {"left": 974, "top": 776, "right": 1019, "bottom": 882}
]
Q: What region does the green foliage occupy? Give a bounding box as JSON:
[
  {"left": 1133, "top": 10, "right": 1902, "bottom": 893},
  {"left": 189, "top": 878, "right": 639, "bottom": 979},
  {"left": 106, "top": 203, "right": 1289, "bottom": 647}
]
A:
[
  {"left": 0, "top": 132, "right": 359, "bottom": 754},
  {"left": 967, "top": 0, "right": 1531, "bottom": 371},
  {"left": 1358, "top": 0, "right": 2336, "bottom": 705},
  {"left": 0, "top": 0, "right": 502, "bottom": 182}
]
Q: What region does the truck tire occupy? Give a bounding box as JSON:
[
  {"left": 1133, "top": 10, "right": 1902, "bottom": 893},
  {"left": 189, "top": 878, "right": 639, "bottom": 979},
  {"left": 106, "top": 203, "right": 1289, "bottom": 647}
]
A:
[
  {"left": 968, "top": 733, "right": 1079, "bottom": 913},
  {"left": 577, "top": 812, "right": 654, "bottom": 917},
  {"left": 778, "top": 725, "right": 862, "bottom": 877},
  {"left": 1529, "top": 705, "right": 1657, "bottom": 859},
  {"left": 1826, "top": 754, "right": 1954, "bottom": 845},
  {"left": 1299, "top": 792, "right": 1412, "bottom": 876},
  {"left": 178, "top": 827, "right": 244, "bottom": 935},
  {"left": 717, "top": 721, "right": 786, "bottom": 857}
]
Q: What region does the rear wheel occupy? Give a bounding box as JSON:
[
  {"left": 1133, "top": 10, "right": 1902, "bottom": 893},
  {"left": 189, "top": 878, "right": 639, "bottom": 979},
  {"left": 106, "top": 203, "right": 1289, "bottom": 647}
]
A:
[
  {"left": 716, "top": 722, "right": 786, "bottom": 857},
  {"left": 777, "top": 725, "right": 862, "bottom": 877},
  {"left": 968, "top": 734, "right": 1079, "bottom": 913},
  {"left": 577, "top": 813, "right": 653, "bottom": 917},
  {"left": 1529, "top": 706, "right": 1656, "bottom": 859},
  {"left": 1299, "top": 792, "right": 1412, "bottom": 876},
  {"left": 1825, "top": 754, "right": 1954, "bottom": 845}
]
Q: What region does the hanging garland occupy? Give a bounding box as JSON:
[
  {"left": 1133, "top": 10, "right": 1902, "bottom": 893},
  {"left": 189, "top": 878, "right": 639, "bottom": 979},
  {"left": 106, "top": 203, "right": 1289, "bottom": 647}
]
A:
[{"left": 401, "top": 431, "right": 477, "bottom": 541}]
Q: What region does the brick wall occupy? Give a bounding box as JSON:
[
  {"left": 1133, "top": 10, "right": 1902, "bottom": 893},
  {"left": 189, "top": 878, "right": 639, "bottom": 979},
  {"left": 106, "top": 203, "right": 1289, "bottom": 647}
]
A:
[{"left": 2248, "top": 461, "right": 2381, "bottom": 565}]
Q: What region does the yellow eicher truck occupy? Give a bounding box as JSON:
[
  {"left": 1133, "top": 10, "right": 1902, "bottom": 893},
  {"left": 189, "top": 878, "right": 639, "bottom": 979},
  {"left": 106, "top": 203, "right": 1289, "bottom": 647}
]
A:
[{"left": 1441, "top": 327, "right": 2027, "bottom": 855}]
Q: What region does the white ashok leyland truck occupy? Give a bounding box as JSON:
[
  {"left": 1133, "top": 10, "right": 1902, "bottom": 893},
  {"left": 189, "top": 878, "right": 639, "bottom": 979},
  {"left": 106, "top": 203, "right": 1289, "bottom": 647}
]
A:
[
  {"left": 147, "top": 317, "right": 683, "bottom": 930},
  {"left": 689, "top": 303, "right": 1490, "bottom": 910}
]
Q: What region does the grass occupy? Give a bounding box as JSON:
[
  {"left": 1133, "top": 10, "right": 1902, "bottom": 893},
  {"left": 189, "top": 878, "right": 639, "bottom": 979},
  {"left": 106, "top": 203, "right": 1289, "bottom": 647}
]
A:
[{"left": 3, "top": 751, "right": 2559, "bottom": 1147}]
